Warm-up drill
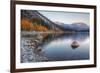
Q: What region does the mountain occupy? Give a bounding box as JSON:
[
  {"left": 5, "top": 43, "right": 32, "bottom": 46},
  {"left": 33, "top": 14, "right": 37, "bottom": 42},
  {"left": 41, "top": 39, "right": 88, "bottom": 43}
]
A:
[
  {"left": 54, "top": 22, "right": 73, "bottom": 30},
  {"left": 54, "top": 22, "right": 89, "bottom": 32},
  {"left": 21, "top": 10, "right": 64, "bottom": 31},
  {"left": 21, "top": 10, "right": 89, "bottom": 32},
  {"left": 71, "top": 22, "right": 89, "bottom": 31}
]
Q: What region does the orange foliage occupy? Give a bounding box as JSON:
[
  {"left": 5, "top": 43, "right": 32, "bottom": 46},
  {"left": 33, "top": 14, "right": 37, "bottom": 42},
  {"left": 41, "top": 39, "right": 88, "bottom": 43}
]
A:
[
  {"left": 21, "top": 18, "right": 48, "bottom": 31},
  {"left": 21, "top": 18, "right": 32, "bottom": 30}
]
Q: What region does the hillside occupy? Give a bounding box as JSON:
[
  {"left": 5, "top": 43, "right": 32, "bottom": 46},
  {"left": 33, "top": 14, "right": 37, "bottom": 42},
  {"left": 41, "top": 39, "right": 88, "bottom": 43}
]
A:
[{"left": 21, "top": 10, "right": 89, "bottom": 32}]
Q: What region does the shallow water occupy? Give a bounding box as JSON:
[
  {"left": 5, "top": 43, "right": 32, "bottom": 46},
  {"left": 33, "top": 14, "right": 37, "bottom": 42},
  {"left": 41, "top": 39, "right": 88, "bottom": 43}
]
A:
[{"left": 21, "top": 32, "right": 89, "bottom": 63}]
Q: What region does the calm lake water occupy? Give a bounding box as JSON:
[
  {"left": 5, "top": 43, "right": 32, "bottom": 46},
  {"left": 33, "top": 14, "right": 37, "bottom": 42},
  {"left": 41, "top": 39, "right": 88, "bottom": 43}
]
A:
[{"left": 21, "top": 32, "right": 90, "bottom": 63}]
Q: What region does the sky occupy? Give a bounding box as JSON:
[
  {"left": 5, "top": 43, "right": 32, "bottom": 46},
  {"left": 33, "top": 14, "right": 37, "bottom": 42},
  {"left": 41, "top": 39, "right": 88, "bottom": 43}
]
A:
[{"left": 38, "top": 10, "right": 90, "bottom": 25}]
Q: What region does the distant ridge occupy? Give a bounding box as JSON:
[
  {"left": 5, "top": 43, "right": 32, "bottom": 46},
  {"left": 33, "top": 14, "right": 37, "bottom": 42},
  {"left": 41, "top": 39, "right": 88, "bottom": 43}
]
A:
[{"left": 54, "top": 22, "right": 89, "bottom": 32}]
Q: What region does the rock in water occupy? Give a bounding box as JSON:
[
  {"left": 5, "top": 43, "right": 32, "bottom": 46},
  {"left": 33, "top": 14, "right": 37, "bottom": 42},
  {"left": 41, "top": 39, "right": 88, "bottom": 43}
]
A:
[{"left": 71, "top": 41, "right": 79, "bottom": 49}]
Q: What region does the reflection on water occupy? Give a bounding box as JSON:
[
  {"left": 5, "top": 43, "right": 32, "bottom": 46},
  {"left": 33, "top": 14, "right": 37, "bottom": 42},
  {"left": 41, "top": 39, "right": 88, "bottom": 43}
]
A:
[{"left": 21, "top": 32, "right": 89, "bottom": 63}]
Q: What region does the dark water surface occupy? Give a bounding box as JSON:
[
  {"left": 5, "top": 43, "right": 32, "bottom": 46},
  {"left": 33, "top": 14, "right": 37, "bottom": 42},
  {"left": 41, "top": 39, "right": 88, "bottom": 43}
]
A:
[{"left": 21, "top": 32, "right": 90, "bottom": 63}]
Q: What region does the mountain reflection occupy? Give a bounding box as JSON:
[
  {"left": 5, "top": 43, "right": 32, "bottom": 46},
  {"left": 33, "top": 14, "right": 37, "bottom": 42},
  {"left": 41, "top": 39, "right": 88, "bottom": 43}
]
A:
[{"left": 39, "top": 32, "right": 89, "bottom": 46}]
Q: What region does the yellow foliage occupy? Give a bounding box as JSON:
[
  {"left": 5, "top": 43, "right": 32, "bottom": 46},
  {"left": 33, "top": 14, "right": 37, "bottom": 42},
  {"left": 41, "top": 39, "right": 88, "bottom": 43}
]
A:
[{"left": 32, "top": 25, "right": 48, "bottom": 31}]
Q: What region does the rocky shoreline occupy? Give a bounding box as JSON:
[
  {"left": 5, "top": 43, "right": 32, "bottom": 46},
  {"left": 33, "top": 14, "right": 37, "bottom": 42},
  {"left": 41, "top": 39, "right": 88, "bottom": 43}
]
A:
[{"left": 21, "top": 33, "right": 48, "bottom": 63}]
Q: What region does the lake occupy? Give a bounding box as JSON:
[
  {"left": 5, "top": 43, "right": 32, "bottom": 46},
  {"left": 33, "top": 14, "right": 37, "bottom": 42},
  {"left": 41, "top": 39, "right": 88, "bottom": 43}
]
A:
[{"left": 21, "top": 32, "right": 90, "bottom": 63}]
